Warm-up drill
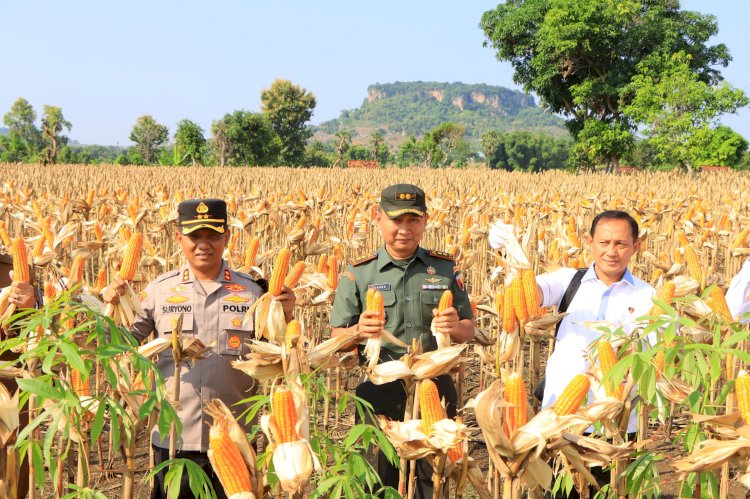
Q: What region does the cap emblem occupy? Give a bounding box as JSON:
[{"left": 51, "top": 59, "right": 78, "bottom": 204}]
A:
[{"left": 196, "top": 202, "right": 209, "bottom": 214}]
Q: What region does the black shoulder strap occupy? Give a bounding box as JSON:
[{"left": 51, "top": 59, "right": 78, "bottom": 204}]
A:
[{"left": 554, "top": 268, "right": 587, "bottom": 338}]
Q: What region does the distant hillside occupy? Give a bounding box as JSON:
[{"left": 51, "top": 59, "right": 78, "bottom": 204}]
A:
[
  {"left": 0, "top": 127, "right": 7, "bottom": 136},
  {"left": 313, "top": 81, "right": 568, "bottom": 146}
]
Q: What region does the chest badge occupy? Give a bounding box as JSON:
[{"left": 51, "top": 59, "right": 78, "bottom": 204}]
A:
[
  {"left": 165, "top": 294, "right": 188, "bottom": 304},
  {"left": 225, "top": 283, "right": 247, "bottom": 293},
  {"left": 231, "top": 317, "right": 242, "bottom": 327},
  {"left": 425, "top": 277, "right": 441, "bottom": 284},
  {"left": 227, "top": 334, "right": 241, "bottom": 349},
  {"left": 427, "top": 266, "right": 436, "bottom": 275},
  {"left": 224, "top": 294, "right": 250, "bottom": 303},
  {"left": 170, "top": 284, "right": 186, "bottom": 293}
]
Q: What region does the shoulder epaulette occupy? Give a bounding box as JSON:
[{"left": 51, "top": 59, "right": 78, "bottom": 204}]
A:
[
  {"left": 233, "top": 269, "right": 255, "bottom": 281},
  {"left": 428, "top": 250, "right": 455, "bottom": 261},
  {"left": 154, "top": 270, "right": 180, "bottom": 283},
  {"left": 352, "top": 254, "right": 377, "bottom": 267}
]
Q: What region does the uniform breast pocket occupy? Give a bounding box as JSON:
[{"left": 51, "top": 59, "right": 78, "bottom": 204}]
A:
[
  {"left": 156, "top": 314, "right": 195, "bottom": 335},
  {"left": 420, "top": 290, "right": 447, "bottom": 324},
  {"left": 380, "top": 291, "right": 397, "bottom": 331},
  {"left": 218, "top": 315, "right": 254, "bottom": 357}
]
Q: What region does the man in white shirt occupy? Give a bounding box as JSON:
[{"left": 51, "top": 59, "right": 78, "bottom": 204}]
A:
[
  {"left": 727, "top": 258, "right": 750, "bottom": 323},
  {"left": 489, "top": 210, "right": 655, "bottom": 433}
]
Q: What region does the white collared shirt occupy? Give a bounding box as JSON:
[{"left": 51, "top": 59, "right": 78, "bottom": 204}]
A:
[
  {"left": 537, "top": 266, "right": 655, "bottom": 432},
  {"left": 727, "top": 259, "right": 750, "bottom": 323}
]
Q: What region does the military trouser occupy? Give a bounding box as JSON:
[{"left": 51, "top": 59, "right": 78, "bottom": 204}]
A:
[
  {"left": 151, "top": 445, "right": 227, "bottom": 499},
  {"left": 355, "top": 374, "right": 458, "bottom": 499}
]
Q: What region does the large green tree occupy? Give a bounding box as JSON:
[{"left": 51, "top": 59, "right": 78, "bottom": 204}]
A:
[
  {"left": 624, "top": 51, "right": 748, "bottom": 173},
  {"left": 2, "top": 97, "right": 41, "bottom": 160},
  {"left": 40, "top": 105, "right": 71, "bottom": 165},
  {"left": 480, "top": 0, "right": 731, "bottom": 171},
  {"left": 129, "top": 115, "right": 168, "bottom": 164},
  {"left": 260, "top": 79, "right": 316, "bottom": 166},
  {"left": 174, "top": 119, "right": 206, "bottom": 166},
  {"left": 213, "top": 111, "right": 282, "bottom": 166}
]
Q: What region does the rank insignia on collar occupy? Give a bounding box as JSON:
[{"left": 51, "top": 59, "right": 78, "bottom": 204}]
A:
[
  {"left": 227, "top": 335, "right": 241, "bottom": 349},
  {"left": 231, "top": 317, "right": 242, "bottom": 327},
  {"left": 170, "top": 284, "right": 186, "bottom": 293},
  {"left": 425, "top": 277, "right": 441, "bottom": 284},
  {"left": 225, "top": 283, "right": 247, "bottom": 293},
  {"left": 166, "top": 294, "right": 188, "bottom": 304},
  {"left": 427, "top": 266, "right": 436, "bottom": 275},
  {"left": 224, "top": 269, "right": 232, "bottom": 281},
  {"left": 182, "top": 269, "right": 190, "bottom": 282},
  {"left": 224, "top": 294, "right": 249, "bottom": 303}
]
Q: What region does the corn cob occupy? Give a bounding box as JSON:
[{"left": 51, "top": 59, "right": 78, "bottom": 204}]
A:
[
  {"left": 736, "top": 370, "right": 750, "bottom": 425},
  {"left": 653, "top": 350, "right": 665, "bottom": 379},
  {"left": 706, "top": 286, "right": 733, "bottom": 323},
  {"left": 447, "top": 443, "right": 463, "bottom": 463},
  {"left": 316, "top": 254, "right": 328, "bottom": 274},
  {"left": 326, "top": 255, "right": 339, "bottom": 289},
  {"left": 676, "top": 230, "right": 689, "bottom": 247},
  {"left": 272, "top": 389, "right": 299, "bottom": 443},
  {"left": 71, "top": 368, "right": 91, "bottom": 397},
  {"left": 503, "top": 372, "right": 528, "bottom": 436},
  {"left": 366, "top": 288, "right": 385, "bottom": 321},
  {"left": 732, "top": 228, "right": 750, "bottom": 249},
  {"left": 521, "top": 269, "right": 540, "bottom": 318},
  {"left": 648, "top": 281, "right": 676, "bottom": 317},
  {"left": 284, "top": 261, "right": 306, "bottom": 288},
  {"left": 32, "top": 233, "right": 47, "bottom": 258},
  {"left": 118, "top": 232, "right": 143, "bottom": 281},
  {"left": 268, "top": 248, "right": 291, "bottom": 296},
  {"left": 683, "top": 244, "right": 702, "bottom": 284},
  {"left": 510, "top": 278, "right": 528, "bottom": 324},
  {"left": 285, "top": 320, "right": 301, "bottom": 349},
  {"left": 11, "top": 238, "right": 30, "bottom": 283},
  {"left": 419, "top": 379, "right": 446, "bottom": 433},
  {"left": 470, "top": 299, "right": 477, "bottom": 319},
  {"left": 553, "top": 374, "right": 590, "bottom": 415},
  {"left": 0, "top": 224, "right": 10, "bottom": 248},
  {"left": 209, "top": 418, "right": 253, "bottom": 494},
  {"left": 598, "top": 340, "right": 624, "bottom": 400},
  {"left": 502, "top": 287, "right": 517, "bottom": 332},
  {"left": 69, "top": 254, "right": 86, "bottom": 286},
  {"left": 437, "top": 290, "right": 453, "bottom": 314},
  {"left": 333, "top": 243, "right": 344, "bottom": 264}
]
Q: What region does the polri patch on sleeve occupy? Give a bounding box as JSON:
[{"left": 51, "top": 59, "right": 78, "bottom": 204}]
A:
[{"left": 368, "top": 283, "right": 391, "bottom": 292}]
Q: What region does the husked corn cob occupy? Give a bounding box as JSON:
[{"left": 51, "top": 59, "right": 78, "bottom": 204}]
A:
[
  {"left": 32, "top": 233, "right": 47, "bottom": 258},
  {"left": 653, "top": 350, "right": 665, "bottom": 379},
  {"left": 71, "top": 368, "right": 91, "bottom": 397},
  {"left": 470, "top": 299, "right": 477, "bottom": 319},
  {"left": 648, "top": 281, "right": 676, "bottom": 316},
  {"left": 521, "top": 269, "right": 540, "bottom": 318},
  {"left": 437, "top": 290, "right": 453, "bottom": 314},
  {"left": 676, "top": 231, "right": 689, "bottom": 247},
  {"left": 316, "top": 254, "right": 328, "bottom": 274},
  {"left": 118, "top": 233, "right": 143, "bottom": 281},
  {"left": 447, "top": 443, "right": 463, "bottom": 463},
  {"left": 11, "top": 238, "right": 30, "bottom": 283},
  {"left": 69, "top": 254, "right": 86, "bottom": 286},
  {"left": 209, "top": 419, "right": 253, "bottom": 494},
  {"left": 510, "top": 278, "right": 528, "bottom": 324},
  {"left": 553, "top": 374, "right": 590, "bottom": 415},
  {"left": 736, "top": 371, "right": 750, "bottom": 425},
  {"left": 0, "top": 224, "right": 10, "bottom": 248},
  {"left": 503, "top": 372, "right": 528, "bottom": 436},
  {"left": 366, "top": 288, "right": 385, "bottom": 321},
  {"left": 683, "top": 244, "right": 702, "bottom": 284},
  {"left": 419, "top": 379, "right": 446, "bottom": 433},
  {"left": 268, "top": 248, "right": 291, "bottom": 296},
  {"left": 326, "top": 255, "right": 339, "bottom": 289},
  {"left": 706, "top": 286, "right": 733, "bottom": 323},
  {"left": 732, "top": 228, "right": 750, "bottom": 249},
  {"left": 272, "top": 389, "right": 299, "bottom": 443},
  {"left": 502, "top": 288, "right": 517, "bottom": 332},
  {"left": 284, "top": 261, "right": 306, "bottom": 288},
  {"left": 285, "top": 320, "right": 301, "bottom": 349},
  {"left": 598, "top": 340, "right": 624, "bottom": 400}
]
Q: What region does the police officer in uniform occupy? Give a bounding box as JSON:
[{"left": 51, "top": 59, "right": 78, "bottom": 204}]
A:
[
  {"left": 104, "top": 199, "right": 295, "bottom": 499},
  {"left": 330, "top": 184, "right": 474, "bottom": 498}
]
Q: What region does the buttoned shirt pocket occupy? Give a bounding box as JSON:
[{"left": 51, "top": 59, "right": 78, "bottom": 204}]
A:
[
  {"left": 380, "top": 290, "right": 397, "bottom": 332},
  {"left": 218, "top": 314, "right": 253, "bottom": 356},
  {"left": 156, "top": 314, "right": 195, "bottom": 336},
  {"left": 420, "top": 285, "right": 450, "bottom": 324}
]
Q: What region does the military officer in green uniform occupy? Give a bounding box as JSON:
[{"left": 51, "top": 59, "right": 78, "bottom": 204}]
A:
[
  {"left": 104, "top": 199, "right": 295, "bottom": 499},
  {"left": 331, "top": 184, "right": 474, "bottom": 497}
]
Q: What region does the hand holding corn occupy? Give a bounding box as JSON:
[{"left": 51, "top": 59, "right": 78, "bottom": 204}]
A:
[
  {"left": 271, "top": 285, "right": 296, "bottom": 322},
  {"left": 432, "top": 306, "right": 460, "bottom": 336},
  {"left": 102, "top": 275, "right": 128, "bottom": 305},
  {"left": 7, "top": 279, "right": 35, "bottom": 308},
  {"left": 357, "top": 309, "right": 385, "bottom": 339}
]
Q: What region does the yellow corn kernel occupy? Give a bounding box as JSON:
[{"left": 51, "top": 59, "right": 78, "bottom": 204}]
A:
[
  {"left": 648, "top": 281, "right": 676, "bottom": 317},
  {"left": 510, "top": 278, "right": 528, "bottom": 324},
  {"left": 653, "top": 350, "right": 665, "bottom": 379},
  {"left": 11, "top": 238, "right": 30, "bottom": 283},
  {"left": 437, "top": 290, "right": 453, "bottom": 314},
  {"left": 0, "top": 224, "right": 10, "bottom": 248},
  {"left": 32, "top": 233, "right": 47, "bottom": 258},
  {"left": 706, "top": 286, "right": 733, "bottom": 323},
  {"left": 209, "top": 422, "right": 253, "bottom": 494},
  {"left": 419, "top": 379, "right": 446, "bottom": 434},
  {"left": 732, "top": 228, "right": 750, "bottom": 249},
  {"left": 272, "top": 389, "right": 299, "bottom": 443},
  {"left": 675, "top": 230, "right": 689, "bottom": 247},
  {"left": 521, "top": 269, "right": 540, "bottom": 318},
  {"left": 268, "top": 248, "right": 291, "bottom": 296},
  {"left": 68, "top": 254, "right": 86, "bottom": 287},
  {"left": 366, "top": 288, "right": 384, "bottom": 322},
  {"left": 316, "top": 254, "right": 328, "bottom": 274},
  {"left": 244, "top": 237, "right": 260, "bottom": 268},
  {"left": 118, "top": 233, "right": 143, "bottom": 281},
  {"left": 736, "top": 370, "right": 750, "bottom": 425},
  {"left": 598, "top": 341, "right": 624, "bottom": 400},
  {"left": 326, "top": 255, "right": 339, "bottom": 289},
  {"left": 502, "top": 287, "right": 517, "bottom": 333},
  {"left": 284, "top": 261, "right": 306, "bottom": 289},
  {"left": 683, "top": 244, "right": 702, "bottom": 284},
  {"left": 285, "top": 320, "right": 301, "bottom": 349},
  {"left": 71, "top": 368, "right": 91, "bottom": 397},
  {"left": 503, "top": 372, "right": 528, "bottom": 436},
  {"left": 553, "top": 374, "right": 590, "bottom": 415}
]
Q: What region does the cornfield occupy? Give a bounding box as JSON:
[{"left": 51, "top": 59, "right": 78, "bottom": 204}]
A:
[{"left": 1, "top": 163, "right": 750, "bottom": 498}]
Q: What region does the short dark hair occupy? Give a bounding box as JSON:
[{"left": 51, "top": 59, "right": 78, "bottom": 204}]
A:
[{"left": 590, "top": 210, "right": 639, "bottom": 242}]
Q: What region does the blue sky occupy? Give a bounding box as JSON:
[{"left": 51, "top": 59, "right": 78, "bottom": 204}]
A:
[{"left": 1, "top": 0, "right": 747, "bottom": 146}]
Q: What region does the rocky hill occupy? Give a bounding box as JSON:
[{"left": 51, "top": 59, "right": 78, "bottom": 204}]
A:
[{"left": 313, "top": 81, "right": 568, "bottom": 146}]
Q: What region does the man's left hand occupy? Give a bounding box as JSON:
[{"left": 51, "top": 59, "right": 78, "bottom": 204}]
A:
[
  {"left": 432, "top": 306, "right": 460, "bottom": 336},
  {"left": 273, "top": 285, "right": 296, "bottom": 322},
  {"left": 9, "top": 280, "right": 36, "bottom": 309}
]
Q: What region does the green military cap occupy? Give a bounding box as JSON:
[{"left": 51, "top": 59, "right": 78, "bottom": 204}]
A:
[
  {"left": 379, "top": 184, "right": 427, "bottom": 218},
  {"left": 178, "top": 198, "right": 227, "bottom": 234}
]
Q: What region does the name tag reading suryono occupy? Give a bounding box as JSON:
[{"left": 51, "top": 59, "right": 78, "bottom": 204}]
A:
[{"left": 368, "top": 283, "right": 391, "bottom": 291}]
